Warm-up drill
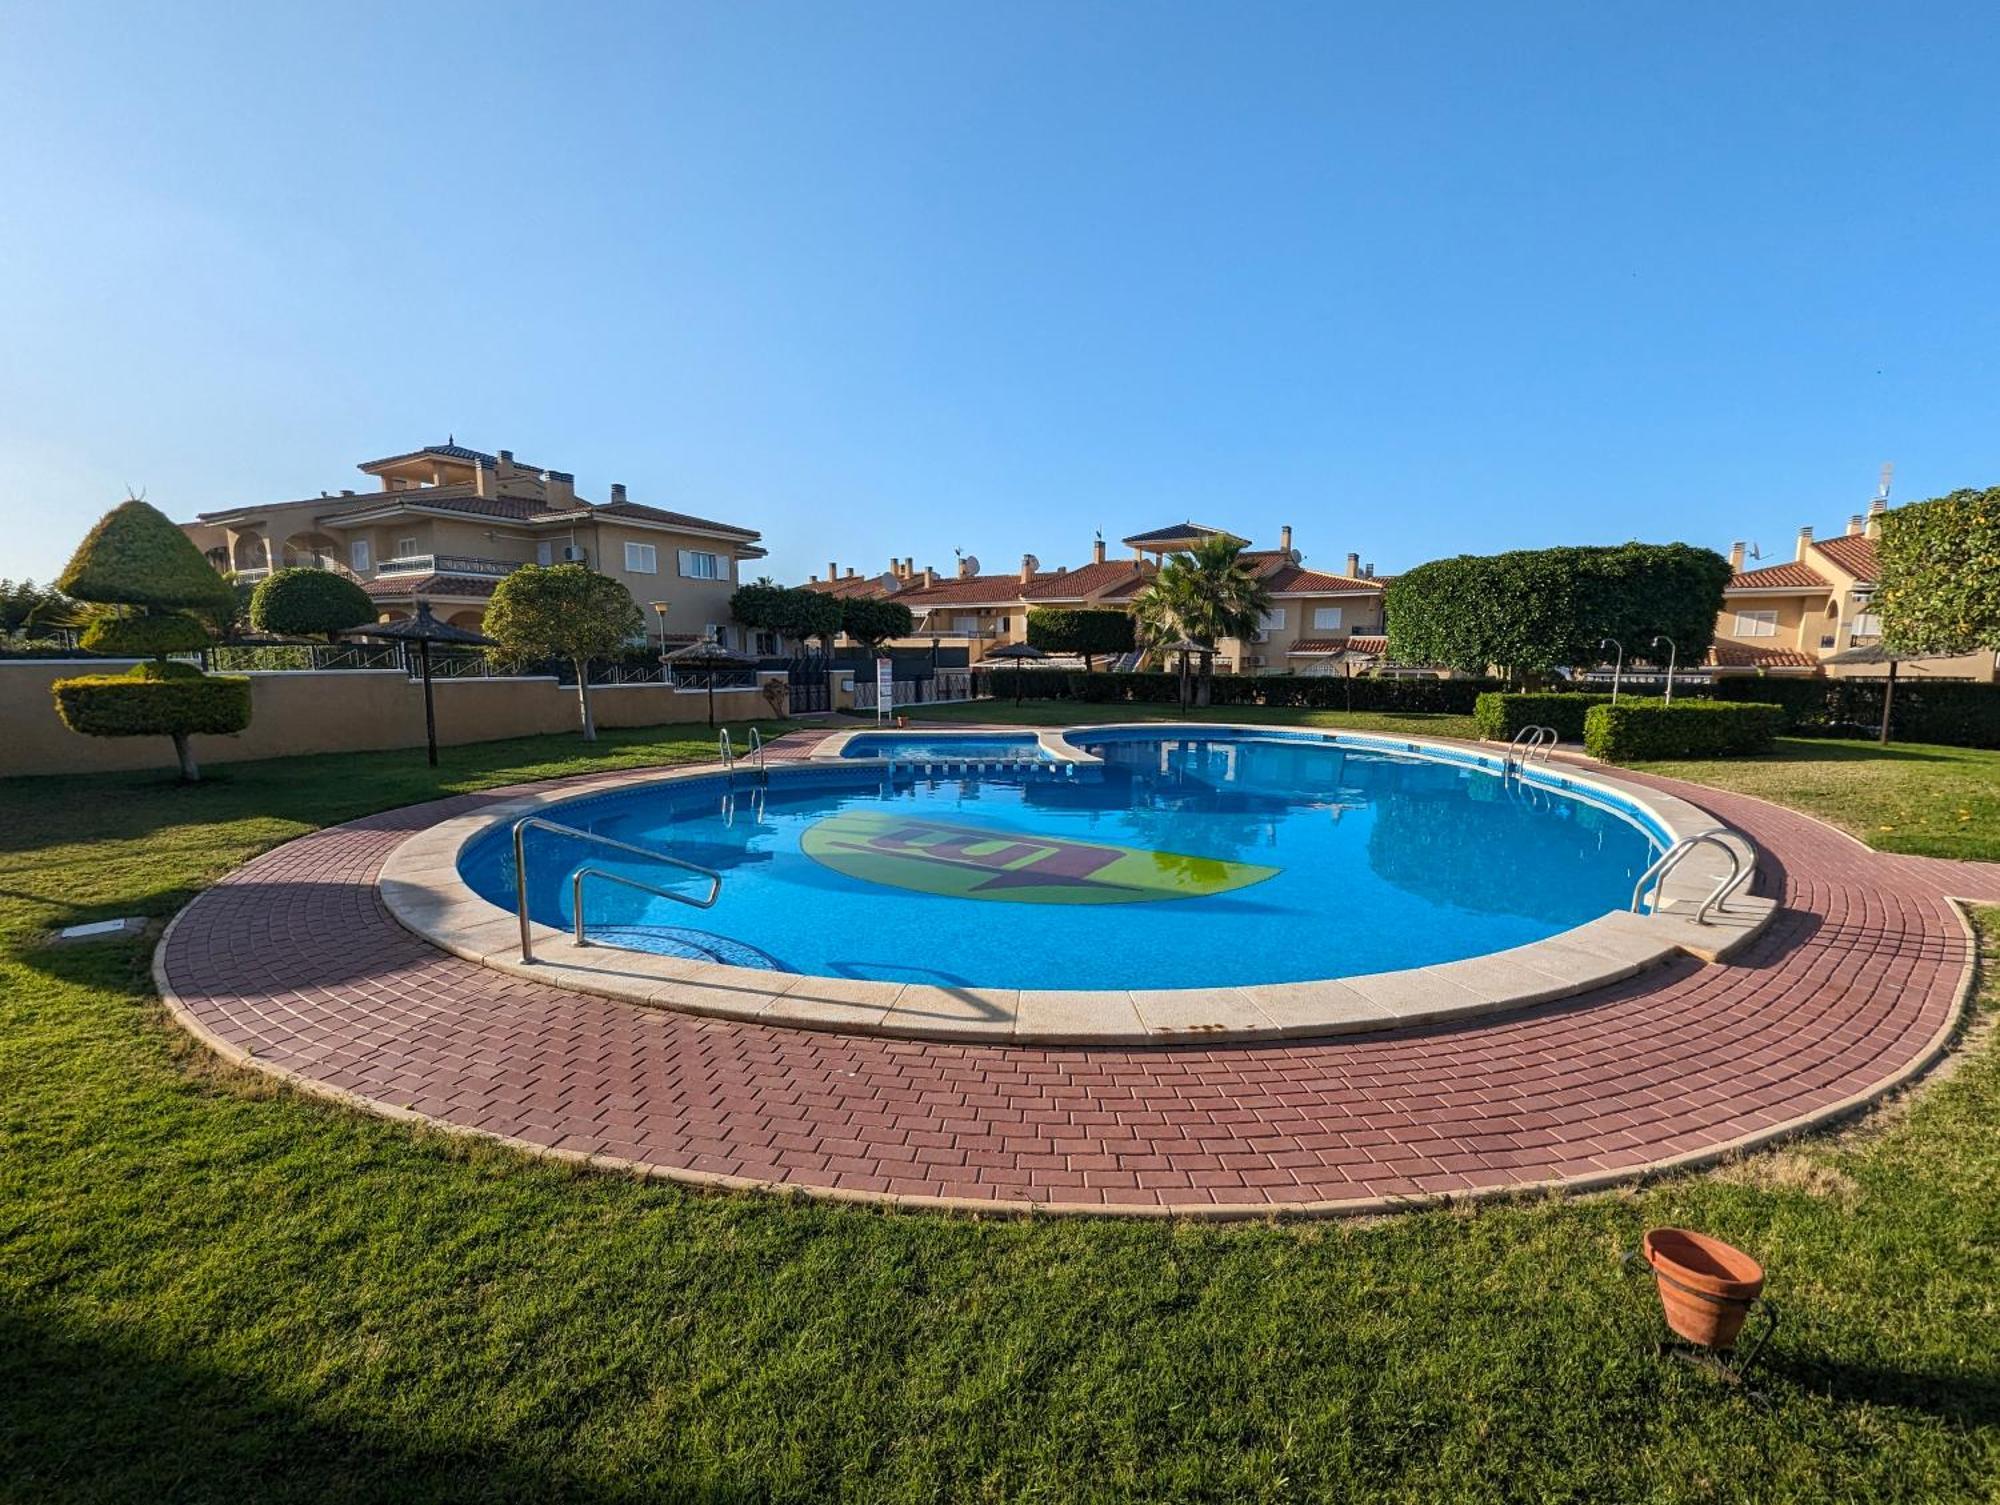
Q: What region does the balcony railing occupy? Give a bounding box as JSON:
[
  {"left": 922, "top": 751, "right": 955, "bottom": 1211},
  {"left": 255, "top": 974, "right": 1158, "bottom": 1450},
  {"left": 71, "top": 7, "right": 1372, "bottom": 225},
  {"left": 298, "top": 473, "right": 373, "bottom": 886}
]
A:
[{"left": 374, "top": 554, "right": 520, "bottom": 580}]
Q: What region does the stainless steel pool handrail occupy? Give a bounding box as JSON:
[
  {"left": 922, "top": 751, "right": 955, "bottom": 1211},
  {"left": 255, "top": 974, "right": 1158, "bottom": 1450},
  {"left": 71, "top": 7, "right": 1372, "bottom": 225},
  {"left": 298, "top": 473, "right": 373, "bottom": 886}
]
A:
[
  {"left": 512, "top": 816, "right": 723, "bottom": 962},
  {"left": 1504, "top": 725, "right": 1557, "bottom": 775},
  {"left": 718, "top": 728, "right": 735, "bottom": 773},
  {"left": 746, "top": 726, "right": 767, "bottom": 782},
  {"left": 1630, "top": 829, "right": 1750, "bottom": 925},
  {"left": 571, "top": 864, "right": 720, "bottom": 948}
]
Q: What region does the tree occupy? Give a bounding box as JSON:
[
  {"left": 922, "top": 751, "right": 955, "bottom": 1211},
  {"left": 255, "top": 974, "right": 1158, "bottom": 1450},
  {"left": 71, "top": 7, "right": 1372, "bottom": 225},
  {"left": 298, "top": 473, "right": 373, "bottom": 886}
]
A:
[
  {"left": 1131, "top": 536, "right": 1272, "bottom": 706},
  {"left": 840, "top": 596, "right": 914, "bottom": 654},
  {"left": 1385, "top": 543, "right": 1730, "bottom": 681},
  {"left": 728, "top": 578, "right": 788, "bottom": 641},
  {"left": 49, "top": 500, "right": 249, "bottom": 780},
  {"left": 1025, "top": 607, "right": 1135, "bottom": 671},
  {"left": 1, "top": 579, "right": 58, "bottom": 635},
  {"left": 250, "top": 567, "right": 377, "bottom": 641},
  {"left": 483, "top": 563, "right": 642, "bottom": 741},
  {"left": 1877, "top": 488, "right": 2000, "bottom": 657},
  {"left": 731, "top": 580, "right": 843, "bottom": 655}
]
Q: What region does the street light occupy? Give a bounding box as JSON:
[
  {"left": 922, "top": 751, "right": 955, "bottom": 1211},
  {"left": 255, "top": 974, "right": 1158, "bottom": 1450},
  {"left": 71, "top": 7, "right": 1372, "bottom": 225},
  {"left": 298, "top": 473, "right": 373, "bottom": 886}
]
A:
[
  {"left": 1599, "top": 637, "right": 1624, "bottom": 704},
  {"left": 1651, "top": 635, "right": 1678, "bottom": 704},
  {"left": 653, "top": 602, "right": 671, "bottom": 674}
]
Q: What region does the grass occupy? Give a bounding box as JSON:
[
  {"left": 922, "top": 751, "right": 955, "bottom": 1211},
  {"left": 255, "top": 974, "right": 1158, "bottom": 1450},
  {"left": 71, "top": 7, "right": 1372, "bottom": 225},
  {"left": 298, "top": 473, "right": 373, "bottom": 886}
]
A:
[
  {"left": 3, "top": 720, "right": 1998, "bottom": 1501},
  {"left": 1632, "top": 737, "right": 2000, "bottom": 863}
]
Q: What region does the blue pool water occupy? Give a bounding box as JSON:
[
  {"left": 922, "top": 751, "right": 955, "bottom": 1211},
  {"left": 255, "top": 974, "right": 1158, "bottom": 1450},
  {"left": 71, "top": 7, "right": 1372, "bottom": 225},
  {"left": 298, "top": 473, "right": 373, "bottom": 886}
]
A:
[
  {"left": 458, "top": 728, "right": 1663, "bottom": 990},
  {"left": 841, "top": 733, "right": 1047, "bottom": 760}
]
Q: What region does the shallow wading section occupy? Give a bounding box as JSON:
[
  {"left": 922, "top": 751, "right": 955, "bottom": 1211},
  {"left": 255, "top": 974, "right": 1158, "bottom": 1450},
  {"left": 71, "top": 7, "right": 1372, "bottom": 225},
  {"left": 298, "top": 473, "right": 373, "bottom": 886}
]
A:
[{"left": 154, "top": 756, "right": 1998, "bottom": 1217}]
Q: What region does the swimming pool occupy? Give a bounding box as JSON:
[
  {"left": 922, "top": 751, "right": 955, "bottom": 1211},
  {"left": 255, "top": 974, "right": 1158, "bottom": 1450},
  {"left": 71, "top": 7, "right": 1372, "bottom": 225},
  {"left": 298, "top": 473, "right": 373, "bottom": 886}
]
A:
[
  {"left": 838, "top": 732, "right": 1049, "bottom": 761},
  {"left": 456, "top": 727, "right": 1666, "bottom": 991}
]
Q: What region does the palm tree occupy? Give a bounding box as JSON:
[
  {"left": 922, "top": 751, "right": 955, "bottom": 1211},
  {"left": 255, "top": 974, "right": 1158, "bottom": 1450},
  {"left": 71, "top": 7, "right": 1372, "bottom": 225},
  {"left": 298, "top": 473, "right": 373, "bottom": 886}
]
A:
[{"left": 1133, "top": 535, "right": 1274, "bottom": 707}]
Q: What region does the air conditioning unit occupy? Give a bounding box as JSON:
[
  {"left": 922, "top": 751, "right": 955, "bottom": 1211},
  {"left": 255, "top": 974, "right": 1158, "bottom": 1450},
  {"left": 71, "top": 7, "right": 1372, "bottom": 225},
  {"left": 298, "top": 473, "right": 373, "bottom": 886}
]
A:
[{"left": 561, "top": 545, "right": 588, "bottom": 563}]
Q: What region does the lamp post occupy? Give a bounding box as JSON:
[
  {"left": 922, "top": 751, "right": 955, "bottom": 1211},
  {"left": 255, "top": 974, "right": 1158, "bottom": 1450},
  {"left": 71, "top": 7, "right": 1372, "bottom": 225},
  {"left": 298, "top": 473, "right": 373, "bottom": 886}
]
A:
[
  {"left": 1600, "top": 637, "right": 1625, "bottom": 704},
  {"left": 653, "top": 602, "right": 670, "bottom": 677},
  {"left": 1651, "top": 635, "right": 1678, "bottom": 704}
]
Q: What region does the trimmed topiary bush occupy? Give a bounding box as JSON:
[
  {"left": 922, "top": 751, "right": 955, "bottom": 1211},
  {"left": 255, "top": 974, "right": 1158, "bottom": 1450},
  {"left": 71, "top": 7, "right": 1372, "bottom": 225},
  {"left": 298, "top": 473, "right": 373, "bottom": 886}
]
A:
[
  {"left": 1584, "top": 698, "right": 1782, "bottom": 762},
  {"left": 1473, "top": 691, "right": 1611, "bottom": 741},
  {"left": 50, "top": 499, "right": 251, "bottom": 779},
  {"left": 249, "top": 567, "right": 377, "bottom": 640},
  {"left": 1026, "top": 607, "right": 1136, "bottom": 670},
  {"left": 80, "top": 610, "right": 211, "bottom": 658}
]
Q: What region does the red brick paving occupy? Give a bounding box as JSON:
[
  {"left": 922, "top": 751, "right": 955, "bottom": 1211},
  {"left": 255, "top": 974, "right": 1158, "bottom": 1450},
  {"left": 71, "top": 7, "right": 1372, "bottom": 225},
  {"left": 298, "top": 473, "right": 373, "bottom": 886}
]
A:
[{"left": 156, "top": 754, "right": 2000, "bottom": 1215}]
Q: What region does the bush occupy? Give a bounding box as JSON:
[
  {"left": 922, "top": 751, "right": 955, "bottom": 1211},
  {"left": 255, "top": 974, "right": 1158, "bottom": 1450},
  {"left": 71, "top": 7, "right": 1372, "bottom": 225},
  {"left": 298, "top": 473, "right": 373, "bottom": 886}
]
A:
[
  {"left": 55, "top": 500, "right": 235, "bottom": 613},
  {"left": 1026, "top": 608, "right": 1135, "bottom": 666},
  {"left": 249, "top": 568, "right": 377, "bottom": 639},
  {"left": 1710, "top": 675, "right": 2000, "bottom": 748},
  {"left": 978, "top": 667, "right": 1499, "bottom": 714},
  {"left": 1473, "top": 691, "right": 1611, "bottom": 741},
  {"left": 80, "top": 610, "right": 211, "bottom": 657},
  {"left": 1876, "top": 488, "right": 2000, "bottom": 657},
  {"left": 52, "top": 670, "right": 251, "bottom": 739},
  {"left": 1584, "top": 698, "right": 1782, "bottom": 761}
]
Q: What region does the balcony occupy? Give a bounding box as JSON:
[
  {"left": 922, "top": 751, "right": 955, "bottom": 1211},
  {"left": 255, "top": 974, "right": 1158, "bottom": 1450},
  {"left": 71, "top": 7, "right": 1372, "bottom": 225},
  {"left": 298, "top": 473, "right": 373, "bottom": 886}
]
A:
[{"left": 373, "top": 554, "right": 520, "bottom": 580}]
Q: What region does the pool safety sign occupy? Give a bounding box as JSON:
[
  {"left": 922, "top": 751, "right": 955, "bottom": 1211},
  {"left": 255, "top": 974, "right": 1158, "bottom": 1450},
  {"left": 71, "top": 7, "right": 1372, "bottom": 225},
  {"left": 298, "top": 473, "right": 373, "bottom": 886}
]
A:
[{"left": 801, "top": 811, "right": 1277, "bottom": 905}]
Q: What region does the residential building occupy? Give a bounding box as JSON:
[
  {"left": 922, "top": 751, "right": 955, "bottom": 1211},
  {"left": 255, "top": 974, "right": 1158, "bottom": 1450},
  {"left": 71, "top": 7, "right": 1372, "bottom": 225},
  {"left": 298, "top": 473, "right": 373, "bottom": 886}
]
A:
[
  {"left": 1713, "top": 498, "right": 1996, "bottom": 681},
  {"left": 177, "top": 441, "right": 766, "bottom": 648},
  {"left": 803, "top": 522, "right": 1391, "bottom": 673}
]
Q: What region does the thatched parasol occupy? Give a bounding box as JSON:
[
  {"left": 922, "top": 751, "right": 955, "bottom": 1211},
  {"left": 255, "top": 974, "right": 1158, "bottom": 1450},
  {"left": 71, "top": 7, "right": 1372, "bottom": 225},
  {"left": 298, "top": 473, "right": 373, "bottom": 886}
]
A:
[{"left": 358, "top": 602, "right": 497, "bottom": 766}]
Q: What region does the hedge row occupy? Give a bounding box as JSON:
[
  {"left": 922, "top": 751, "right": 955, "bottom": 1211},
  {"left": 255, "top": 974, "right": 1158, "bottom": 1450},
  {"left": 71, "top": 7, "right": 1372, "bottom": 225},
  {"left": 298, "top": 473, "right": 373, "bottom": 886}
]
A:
[
  {"left": 1584, "top": 699, "right": 1783, "bottom": 762},
  {"left": 977, "top": 668, "right": 1501, "bottom": 714},
  {"left": 1473, "top": 691, "right": 1611, "bottom": 741},
  {"left": 1711, "top": 676, "right": 2000, "bottom": 749},
  {"left": 51, "top": 670, "right": 252, "bottom": 738}
]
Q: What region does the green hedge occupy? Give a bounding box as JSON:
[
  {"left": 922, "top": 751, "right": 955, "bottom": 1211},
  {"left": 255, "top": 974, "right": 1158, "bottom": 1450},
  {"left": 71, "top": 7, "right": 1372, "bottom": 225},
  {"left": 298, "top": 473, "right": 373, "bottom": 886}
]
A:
[
  {"left": 80, "top": 610, "right": 211, "bottom": 657},
  {"left": 1711, "top": 676, "right": 2000, "bottom": 749},
  {"left": 51, "top": 670, "right": 252, "bottom": 738},
  {"left": 978, "top": 668, "right": 1498, "bottom": 714},
  {"left": 1584, "top": 698, "right": 1782, "bottom": 762},
  {"left": 249, "top": 567, "right": 377, "bottom": 639},
  {"left": 1473, "top": 692, "right": 1611, "bottom": 741}
]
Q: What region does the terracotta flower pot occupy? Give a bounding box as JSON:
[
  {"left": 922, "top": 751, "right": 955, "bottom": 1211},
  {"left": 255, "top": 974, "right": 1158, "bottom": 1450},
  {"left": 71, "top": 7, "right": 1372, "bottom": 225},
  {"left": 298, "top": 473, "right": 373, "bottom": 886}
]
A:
[{"left": 1643, "top": 1227, "right": 1766, "bottom": 1350}]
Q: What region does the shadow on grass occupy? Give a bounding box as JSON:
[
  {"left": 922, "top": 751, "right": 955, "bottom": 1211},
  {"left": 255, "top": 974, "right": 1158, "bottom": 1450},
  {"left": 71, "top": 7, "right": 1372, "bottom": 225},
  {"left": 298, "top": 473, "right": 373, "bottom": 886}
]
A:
[
  {"left": 1761, "top": 1352, "right": 2000, "bottom": 1428},
  {"left": 0, "top": 1307, "right": 760, "bottom": 1504}
]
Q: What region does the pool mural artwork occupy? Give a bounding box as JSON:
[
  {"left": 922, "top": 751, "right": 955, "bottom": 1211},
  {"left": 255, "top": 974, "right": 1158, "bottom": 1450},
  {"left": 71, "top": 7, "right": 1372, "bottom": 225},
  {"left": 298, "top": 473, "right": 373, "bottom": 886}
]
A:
[{"left": 457, "top": 725, "right": 1679, "bottom": 992}]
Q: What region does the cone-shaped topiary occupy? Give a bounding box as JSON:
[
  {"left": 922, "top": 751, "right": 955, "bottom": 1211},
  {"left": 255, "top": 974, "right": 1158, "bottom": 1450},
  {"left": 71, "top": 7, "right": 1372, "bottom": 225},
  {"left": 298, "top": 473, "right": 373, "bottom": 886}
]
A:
[
  {"left": 80, "top": 611, "right": 213, "bottom": 657},
  {"left": 250, "top": 567, "right": 377, "bottom": 641},
  {"left": 57, "top": 500, "right": 236, "bottom": 613}
]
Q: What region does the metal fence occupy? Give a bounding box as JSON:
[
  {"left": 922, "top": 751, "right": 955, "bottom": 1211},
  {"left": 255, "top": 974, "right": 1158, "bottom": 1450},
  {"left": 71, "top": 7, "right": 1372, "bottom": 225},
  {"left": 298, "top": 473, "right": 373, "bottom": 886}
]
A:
[{"left": 853, "top": 669, "right": 975, "bottom": 711}]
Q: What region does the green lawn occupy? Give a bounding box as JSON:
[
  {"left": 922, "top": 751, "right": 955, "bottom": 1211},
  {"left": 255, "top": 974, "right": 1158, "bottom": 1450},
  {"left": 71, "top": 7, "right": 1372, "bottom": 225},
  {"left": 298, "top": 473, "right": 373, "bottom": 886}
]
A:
[
  {"left": 4, "top": 723, "right": 1998, "bottom": 1501},
  {"left": 1632, "top": 737, "right": 2000, "bottom": 863}
]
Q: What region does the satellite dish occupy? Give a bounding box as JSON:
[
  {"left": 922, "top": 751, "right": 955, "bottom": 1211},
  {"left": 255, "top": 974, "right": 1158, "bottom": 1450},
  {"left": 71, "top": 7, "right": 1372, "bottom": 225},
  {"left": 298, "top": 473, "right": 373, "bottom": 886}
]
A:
[
  {"left": 1022, "top": 553, "right": 1040, "bottom": 573},
  {"left": 875, "top": 571, "right": 901, "bottom": 592},
  {"left": 1287, "top": 548, "right": 1303, "bottom": 564},
  {"left": 961, "top": 554, "right": 980, "bottom": 576}
]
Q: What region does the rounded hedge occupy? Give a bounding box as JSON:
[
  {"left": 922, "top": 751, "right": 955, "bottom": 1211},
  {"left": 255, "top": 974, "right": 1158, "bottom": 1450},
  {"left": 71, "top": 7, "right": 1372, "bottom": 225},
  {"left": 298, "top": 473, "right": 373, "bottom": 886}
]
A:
[
  {"left": 57, "top": 500, "right": 235, "bottom": 613},
  {"left": 126, "top": 659, "right": 205, "bottom": 682},
  {"left": 80, "top": 610, "right": 212, "bottom": 658},
  {"left": 250, "top": 567, "right": 377, "bottom": 639},
  {"left": 51, "top": 671, "right": 251, "bottom": 739}
]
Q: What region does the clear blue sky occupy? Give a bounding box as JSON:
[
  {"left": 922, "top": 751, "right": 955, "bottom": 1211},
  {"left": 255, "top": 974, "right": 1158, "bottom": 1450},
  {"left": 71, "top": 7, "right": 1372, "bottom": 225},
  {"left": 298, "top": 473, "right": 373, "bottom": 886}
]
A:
[{"left": 3, "top": 2, "right": 1996, "bottom": 586}]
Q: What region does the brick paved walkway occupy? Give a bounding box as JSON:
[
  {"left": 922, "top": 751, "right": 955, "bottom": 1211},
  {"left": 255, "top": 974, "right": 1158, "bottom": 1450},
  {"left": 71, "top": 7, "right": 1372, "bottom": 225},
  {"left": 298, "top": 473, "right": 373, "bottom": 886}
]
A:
[{"left": 156, "top": 758, "right": 1999, "bottom": 1216}]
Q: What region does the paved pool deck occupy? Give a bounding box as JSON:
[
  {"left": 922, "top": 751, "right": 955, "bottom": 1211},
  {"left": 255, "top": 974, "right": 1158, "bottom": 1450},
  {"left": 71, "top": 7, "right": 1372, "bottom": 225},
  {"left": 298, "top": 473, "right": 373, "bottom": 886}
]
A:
[{"left": 155, "top": 729, "right": 2000, "bottom": 1217}]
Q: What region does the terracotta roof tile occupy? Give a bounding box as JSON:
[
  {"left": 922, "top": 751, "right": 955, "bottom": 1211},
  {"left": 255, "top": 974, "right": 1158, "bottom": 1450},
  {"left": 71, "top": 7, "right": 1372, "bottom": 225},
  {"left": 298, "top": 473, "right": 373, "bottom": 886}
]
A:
[
  {"left": 1288, "top": 635, "right": 1391, "bottom": 656},
  {"left": 895, "top": 572, "right": 1043, "bottom": 606},
  {"left": 1019, "top": 560, "right": 1147, "bottom": 600},
  {"left": 363, "top": 573, "right": 501, "bottom": 601},
  {"left": 1811, "top": 533, "right": 1879, "bottom": 583},
  {"left": 1727, "top": 560, "right": 1828, "bottom": 590},
  {"left": 1262, "top": 564, "right": 1383, "bottom": 595},
  {"left": 1707, "top": 641, "right": 1820, "bottom": 670}
]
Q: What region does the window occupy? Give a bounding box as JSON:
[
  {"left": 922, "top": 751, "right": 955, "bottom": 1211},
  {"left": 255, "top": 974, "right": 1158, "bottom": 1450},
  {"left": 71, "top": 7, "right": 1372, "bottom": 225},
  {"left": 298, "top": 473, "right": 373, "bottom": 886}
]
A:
[
  {"left": 535, "top": 541, "right": 553, "bottom": 567},
  {"left": 954, "top": 615, "right": 979, "bottom": 634},
  {"left": 677, "top": 549, "right": 721, "bottom": 580},
  {"left": 1312, "top": 606, "right": 1344, "bottom": 631},
  {"left": 1253, "top": 608, "right": 1285, "bottom": 642},
  {"left": 1733, "top": 610, "right": 1778, "bottom": 638},
  {"left": 1852, "top": 594, "right": 1882, "bottom": 637},
  {"left": 349, "top": 539, "right": 371, "bottom": 573},
  {"left": 625, "top": 542, "right": 659, "bottom": 574},
  {"left": 394, "top": 537, "right": 418, "bottom": 559}
]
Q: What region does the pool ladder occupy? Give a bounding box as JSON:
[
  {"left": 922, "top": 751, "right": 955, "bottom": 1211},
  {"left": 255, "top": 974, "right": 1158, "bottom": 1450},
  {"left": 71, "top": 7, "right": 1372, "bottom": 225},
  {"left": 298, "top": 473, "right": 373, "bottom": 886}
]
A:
[
  {"left": 1630, "top": 828, "right": 1756, "bottom": 925},
  {"left": 719, "top": 727, "right": 768, "bottom": 785},
  {"left": 1504, "top": 725, "right": 1559, "bottom": 776},
  {"left": 512, "top": 816, "right": 722, "bottom": 963}
]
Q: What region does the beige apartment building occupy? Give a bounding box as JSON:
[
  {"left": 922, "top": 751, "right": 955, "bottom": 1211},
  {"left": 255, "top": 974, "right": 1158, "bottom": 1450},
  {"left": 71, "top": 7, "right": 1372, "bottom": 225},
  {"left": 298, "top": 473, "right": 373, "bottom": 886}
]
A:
[
  {"left": 1713, "top": 497, "right": 1997, "bottom": 682},
  {"left": 804, "top": 522, "right": 1392, "bottom": 673},
  {"left": 179, "top": 441, "right": 766, "bottom": 648}
]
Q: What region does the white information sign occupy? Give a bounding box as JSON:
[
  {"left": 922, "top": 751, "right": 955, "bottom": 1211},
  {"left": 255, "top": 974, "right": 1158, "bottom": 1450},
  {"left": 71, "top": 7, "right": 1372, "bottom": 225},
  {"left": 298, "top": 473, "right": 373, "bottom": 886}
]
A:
[{"left": 875, "top": 657, "right": 893, "bottom": 724}]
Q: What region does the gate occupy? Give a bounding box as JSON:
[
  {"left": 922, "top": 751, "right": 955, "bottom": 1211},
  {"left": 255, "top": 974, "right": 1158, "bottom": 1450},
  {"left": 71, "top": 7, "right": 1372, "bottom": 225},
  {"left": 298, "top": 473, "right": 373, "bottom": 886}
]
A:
[{"left": 785, "top": 656, "right": 830, "bottom": 714}]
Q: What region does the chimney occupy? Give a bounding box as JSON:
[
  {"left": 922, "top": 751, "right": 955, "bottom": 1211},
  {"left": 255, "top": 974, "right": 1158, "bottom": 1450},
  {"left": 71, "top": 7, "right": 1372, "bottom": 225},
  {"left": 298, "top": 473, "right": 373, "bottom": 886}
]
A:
[
  {"left": 809, "top": 573, "right": 819, "bottom": 583},
  {"left": 1729, "top": 541, "right": 1746, "bottom": 572},
  {"left": 845, "top": 566, "right": 856, "bottom": 578},
  {"left": 1280, "top": 524, "right": 1293, "bottom": 554},
  {"left": 1364, "top": 563, "right": 1375, "bottom": 579},
  {"left": 958, "top": 556, "right": 974, "bottom": 579},
  {"left": 1866, "top": 497, "right": 1888, "bottom": 538},
  {"left": 609, "top": 483, "right": 627, "bottom": 505},
  {"left": 1847, "top": 513, "right": 1865, "bottom": 536},
  {"left": 472, "top": 459, "right": 490, "bottom": 497},
  {"left": 1092, "top": 536, "right": 1106, "bottom": 565},
  {"left": 496, "top": 449, "right": 516, "bottom": 481},
  {"left": 340, "top": 488, "right": 355, "bottom": 496},
  {"left": 544, "top": 470, "right": 576, "bottom": 506},
  {"left": 902, "top": 556, "right": 914, "bottom": 579},
  {"left": 1345, "top": 551, "right": 1361, "bottom": 578},
  {"left": 828, "top": 561, "right": 839, "bottom": 581},
  {"left": 889, "top": 556, "right": 901, "bottom": 578},
  {"left": 1795, "top": 525, "right": 1813, "bottom": 562},
  {"left": 1020, "top": 554, "right": 1035, "bottom": 584},
  {"left": 921, "top": 565, "right": 936, "bottom": 587}
]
